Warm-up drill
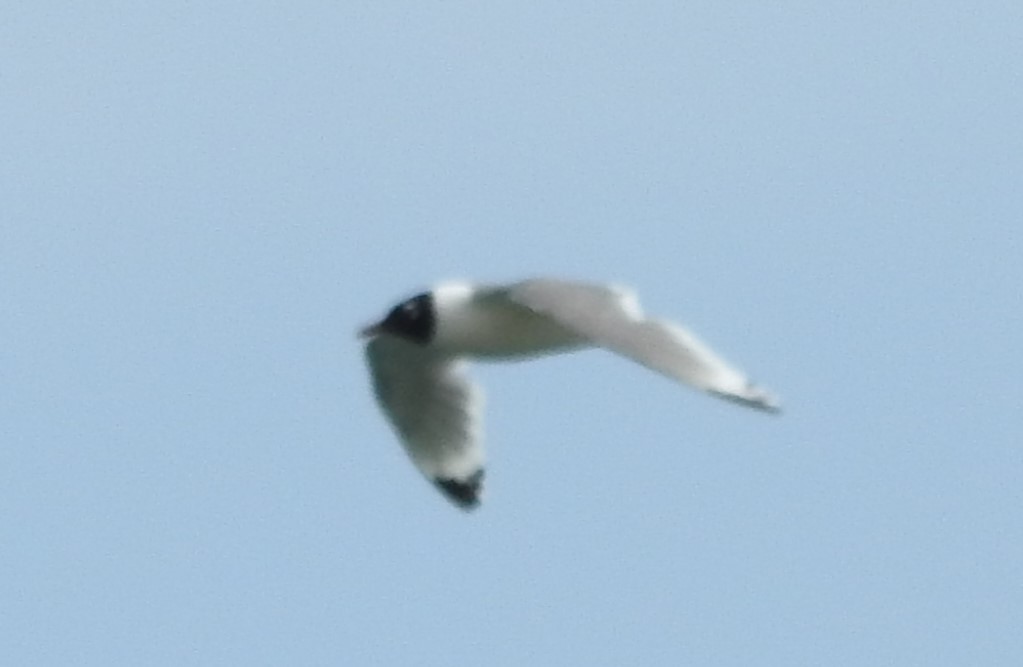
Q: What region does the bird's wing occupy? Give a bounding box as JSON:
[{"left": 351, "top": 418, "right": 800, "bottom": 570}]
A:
[
  {"left": 505, "top": 278, "right": 780, "bottom": 412},
  {"left": 365, "top": 336, "right": 485, "bottom": 509}
]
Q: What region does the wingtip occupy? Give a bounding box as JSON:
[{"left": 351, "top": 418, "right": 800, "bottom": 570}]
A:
[
  {"left": 753, "top": 390, "right": 783, "bottom": 415},
  {"left": 434, "top": 469, "right": 485, "bottom": 511},
  {"left": 708, "top": 387, "right": 783, "bottom": 414},
  {"left": 739, "top": 380, "right": 782, "bottom": 414}
]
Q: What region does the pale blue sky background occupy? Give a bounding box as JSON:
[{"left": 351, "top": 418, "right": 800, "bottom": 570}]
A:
[{"left": 2, "top": 3, "right": 1021, "bottom": 665}]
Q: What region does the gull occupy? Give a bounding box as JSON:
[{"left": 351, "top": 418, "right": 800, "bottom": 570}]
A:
[{"left": 360, "top": 278, "right": 780, "bottom": 510}]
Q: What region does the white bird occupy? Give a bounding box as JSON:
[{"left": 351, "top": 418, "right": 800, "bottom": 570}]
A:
[{"left": 360, "top": 278, "right": 780, "bottom": 510}]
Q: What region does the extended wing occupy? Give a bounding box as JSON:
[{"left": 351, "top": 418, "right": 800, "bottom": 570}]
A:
[
  {"left": 365, "top": 337, "right": 486, "bottom": 509},
  {"left": 506, "top": 279, "right": 780, "bottom": 412}
]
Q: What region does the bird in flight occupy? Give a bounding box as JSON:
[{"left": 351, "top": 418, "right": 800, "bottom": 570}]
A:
[{"left": 360, "top": 278, "right": 780, "bottom": 511}]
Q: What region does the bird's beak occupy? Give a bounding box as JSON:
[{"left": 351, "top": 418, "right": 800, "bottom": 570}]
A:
[{"left": 358, "top": 321, "right": 386, "bottom": 339}]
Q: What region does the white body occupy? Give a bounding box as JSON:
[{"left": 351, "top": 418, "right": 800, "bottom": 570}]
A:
[{"left": 430, "top": 282, "right": 586, "bottom": 358}]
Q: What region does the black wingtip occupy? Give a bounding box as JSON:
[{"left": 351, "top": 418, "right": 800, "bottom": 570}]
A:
[
  {"left": 434, "top": 469, "right": 484, "bottom": 511},
  {"left": 708, "top": 388, "right": 782, "bottom": 414}
]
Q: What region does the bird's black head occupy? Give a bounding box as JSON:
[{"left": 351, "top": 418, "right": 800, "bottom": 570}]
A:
[{"left": 370, "top": 292, "right": 436, "bottom": 345}]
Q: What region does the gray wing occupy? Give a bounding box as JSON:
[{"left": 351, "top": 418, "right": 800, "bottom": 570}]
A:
[
  {"left": 365, "top": 336, "right": 485, "bottom": 510},
  {"left": 506, "top": 278, "right": 780, "bottom": 412}
]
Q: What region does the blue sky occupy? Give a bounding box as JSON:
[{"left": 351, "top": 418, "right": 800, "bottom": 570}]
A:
[{"left": 2, "top": 3, "right": 1021, "bottom": 665}]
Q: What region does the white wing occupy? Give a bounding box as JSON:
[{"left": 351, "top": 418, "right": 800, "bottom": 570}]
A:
[
  {"left": 506, "top": 279, "right": 780, "bottom": 412},
  {"left": 365, "top": 336, "right": 485, "bottom": 509}
]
